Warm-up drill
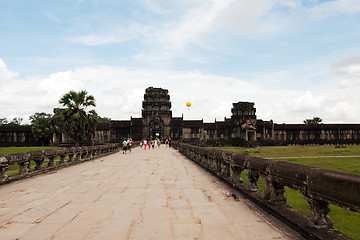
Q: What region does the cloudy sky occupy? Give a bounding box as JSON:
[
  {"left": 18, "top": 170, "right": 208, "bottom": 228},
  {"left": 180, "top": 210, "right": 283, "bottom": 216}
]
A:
[{"left": 1, "top": 0, "right": 360, "bottom": 124}]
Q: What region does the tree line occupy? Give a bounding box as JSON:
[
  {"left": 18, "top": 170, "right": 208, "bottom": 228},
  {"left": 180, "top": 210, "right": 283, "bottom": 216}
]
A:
[{"left": 1, "top": 90, "right": 110, "bottom": 147}]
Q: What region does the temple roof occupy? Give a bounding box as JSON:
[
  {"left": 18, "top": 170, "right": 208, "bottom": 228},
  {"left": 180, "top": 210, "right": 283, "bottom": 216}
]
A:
[
  {"left": 274, "top": 123, "right": 360, "bottom": 130},
  {"left": 111, "top": 120, "right": 131, "bottom": 127},
  {"left": 183, "top": 120, "right": 203, "bottom": 127}
]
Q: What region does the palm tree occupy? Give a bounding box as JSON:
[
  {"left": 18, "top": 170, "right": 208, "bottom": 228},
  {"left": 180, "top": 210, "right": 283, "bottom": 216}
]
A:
[
  {"left": 303, "top": 117, "right": 323, "bottom": 125},
  {"left": 54, "top": 90, "right": 98, "bottom": 147}
]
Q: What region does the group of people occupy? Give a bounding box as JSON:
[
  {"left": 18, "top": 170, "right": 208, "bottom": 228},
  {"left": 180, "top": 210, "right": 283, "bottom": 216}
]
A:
[
  {"left": 140, "top": 139, "right": 160, "bottom": 149},
  {"left": 121, "top": 137, "right": 172, "bottom": 154},
  {"left": 122, "top": 138, "right": 133, "bottom": 154},
  {"left": 140, "top": 138, "right": 171, "bottom": 150}
]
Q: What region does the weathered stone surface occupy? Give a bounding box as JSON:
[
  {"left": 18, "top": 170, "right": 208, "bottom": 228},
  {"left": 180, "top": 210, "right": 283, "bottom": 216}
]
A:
[{"left": 0, "top": 147, "right": 294, "bottom": 240}]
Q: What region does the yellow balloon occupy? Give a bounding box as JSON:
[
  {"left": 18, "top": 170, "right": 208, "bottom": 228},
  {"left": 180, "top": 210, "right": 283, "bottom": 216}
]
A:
[{"left": 186, "top": 101, "right": 191, "bottom": 107}]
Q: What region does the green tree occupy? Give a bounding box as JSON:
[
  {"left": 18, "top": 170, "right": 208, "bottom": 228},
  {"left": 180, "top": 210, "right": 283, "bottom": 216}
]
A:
[
  {"left": 97, "top": 116, "right": 111, "bottom": 124},
  {"left": 0, "top": 118, "right": 8, "bottom": 125},
  {"left": 11, "top": 117, "right": 23, "bottom": 125},
  {"left": 0, "top": 117, "right": 23, "bottom": 126},
  {"left": 29, "top": 112, "right": 53, "bottom": 146},
  {"left": 54, "top": 90, "right": 98, "bottom": 147},
  {"left": 303, "top": 117, "right": 323, "bottom": 124}
]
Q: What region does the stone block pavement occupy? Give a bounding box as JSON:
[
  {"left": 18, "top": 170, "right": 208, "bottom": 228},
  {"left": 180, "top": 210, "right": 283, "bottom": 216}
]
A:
[{"left": 0, "top": 146, "right": 302, "bottom": 240}]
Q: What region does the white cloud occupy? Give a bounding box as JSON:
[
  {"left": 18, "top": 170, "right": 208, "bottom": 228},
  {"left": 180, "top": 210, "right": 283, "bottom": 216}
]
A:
[
  {"left": 285, "top": 91, "right": 325, "bottom": 113},
  {"left": 0, "top": 59, "right": 18, "bottom": 83},
  {"left": 309, "top": 0, "right": 360, "bottom": 18},
  {"left": 332, "top": 55, "right": 360, "bottom": 88},
  {"left": 156, "top": 0, "right": 233, "bottom": 50},
  {"left": 1, "top": 61, "right": 360, "bottom": 124},
  {"left": 277, "top": 0, "right": 302, "bottom": 8},
  {"left": 66, "top": 0, "right": 280, "bottom": 50},
  {"left": 220, "top": 0, "right": 273, "bottom": 32}
]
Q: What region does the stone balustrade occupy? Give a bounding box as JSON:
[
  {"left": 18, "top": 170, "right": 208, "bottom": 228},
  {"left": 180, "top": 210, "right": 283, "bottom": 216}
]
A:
[
  {"left": 173, "top": 142, "right": 359, "bottom": 239},
  {"left": 0, "top": 144, "right": 120, "bottom": 185}
]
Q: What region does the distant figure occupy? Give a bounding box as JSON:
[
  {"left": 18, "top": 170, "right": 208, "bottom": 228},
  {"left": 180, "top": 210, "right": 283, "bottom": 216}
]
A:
[
  {"left": 168, "top": 138, "right": 172, "bottom": 147},
  {"left": 143, "top": 139, "right": 147, "bottom": 149},
  {"left": 165, "top": 139, "right": 169, "bottom": 147},
  {"left": 154, "top": 139, "right": 158, "bottom": 148},
  {"left": 128, "top": 138, "right": 133, "bottom": 153},
  {"left": 122, "top": 140, "right": 127, "bottom": 154}
]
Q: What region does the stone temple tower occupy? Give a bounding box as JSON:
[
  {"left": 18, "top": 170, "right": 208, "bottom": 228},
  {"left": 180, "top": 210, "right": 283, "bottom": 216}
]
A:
[
  {"left": 142, "top": 87, "right": 172, "bottom": 139},
  {"left": 231, "top": 102, "right": 257, "bottom": 141}
]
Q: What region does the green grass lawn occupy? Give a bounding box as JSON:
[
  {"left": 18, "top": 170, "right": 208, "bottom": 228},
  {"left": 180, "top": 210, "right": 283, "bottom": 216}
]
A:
[
  {"left": 0, "top": 146, "right": 63, "bottom": 155},
  {"left": 215, "top": 145, "right": 360, "bottom": 240},
  {"left": 215, "top": 145, "right": 360, "bottom": 175}
]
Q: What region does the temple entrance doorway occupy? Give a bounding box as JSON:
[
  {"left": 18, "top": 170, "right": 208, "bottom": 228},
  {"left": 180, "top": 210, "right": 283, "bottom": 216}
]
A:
[
  {"left": 151, "top": 130, "right": 162, "bottom": 140},
  {"left": 247, "top": 130, "right": 256, "bottom": 141},
  {"left": 149, "top": 118, "right": 164, "bottom": 140}
]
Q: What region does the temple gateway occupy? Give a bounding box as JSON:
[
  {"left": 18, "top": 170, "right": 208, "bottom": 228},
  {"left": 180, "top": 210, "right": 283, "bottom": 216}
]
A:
[
  {"left": 88, "top": 87, "right": 360, "bottom": 146},
  {"left": 1, "top": 86, "right": 360, "bottom": 146}
]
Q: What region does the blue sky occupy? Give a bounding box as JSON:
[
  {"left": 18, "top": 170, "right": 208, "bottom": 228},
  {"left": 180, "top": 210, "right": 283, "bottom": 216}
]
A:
[{"left": 1, "top": 0, "right": 360, "bottom": 124}]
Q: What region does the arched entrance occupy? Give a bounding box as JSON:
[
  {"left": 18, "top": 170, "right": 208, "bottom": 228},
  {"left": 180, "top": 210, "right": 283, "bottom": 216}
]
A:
[{"left": 149, "top": 118, "right": 164, "bottom": 139}]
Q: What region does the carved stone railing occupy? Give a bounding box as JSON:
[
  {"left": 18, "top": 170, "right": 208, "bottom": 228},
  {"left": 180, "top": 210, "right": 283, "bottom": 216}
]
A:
[
  {"left": 172, "top": 142, "right": 359, "bottom": 240},
  {"left": 0, "top": 143, "right": 120, "bottom": 185}
]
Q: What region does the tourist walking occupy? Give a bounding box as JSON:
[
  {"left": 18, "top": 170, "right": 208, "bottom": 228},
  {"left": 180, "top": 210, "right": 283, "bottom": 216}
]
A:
[
  {"left": 127, "top": 138, "right": 133, "bottom": 153},
  {"left": 143, "top": 139, "right": 147, "bottom": 149},
  {"left": 154, "top": 139, "right": 158, "bottom": 148},
  {"left": 122, "top": 139, "right": 127, "bottom": 154}
]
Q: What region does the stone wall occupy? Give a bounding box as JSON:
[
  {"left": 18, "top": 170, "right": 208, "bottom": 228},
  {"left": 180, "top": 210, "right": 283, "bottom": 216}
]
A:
[
  {"left": 0, "top": 143, "right": 120, "bottom": 185},
  {"left": 0, "top": 126, "right": 34, "bottom": 147},
  {"left": 172, "top": 142, "right": 359, "bottom": 239},
  {"left": 258, "top": 123, "right": 360, "bottom": 146}
]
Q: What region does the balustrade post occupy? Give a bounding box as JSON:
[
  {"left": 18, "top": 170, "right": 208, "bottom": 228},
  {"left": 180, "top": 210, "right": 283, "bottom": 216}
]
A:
[
  {"left": 195, "top": 152, "right": 200, "bottom": 163},
  {"left": 59, "top": 154, "right": 66, "bottom": 164},
  {"left": 221, "top": 153, "right": 232, "bottom": 178},
  {"left": 264, "top": 177, "right": 287, "bottom": 204},
  {"left": 231, "top": 166, "right": 243, "bottom": 183},
  {"left": 222, "top": 162, "right": 231, "bottom": 177},
  {"left": 304, "top": 195, "right": 333, "bottom": 228},
  {"left": 0, "top": 165, "right": 9, "bottom": 182},
  {"left": 30, "top": 151, "right": 45, "bottom": 171},
  {"left": 200, "top": 154, "right": 211, "bottom": 167},
  {"left": 81, "top": 150, "right": 87, "bottom": 160},
  {"left": 68, "top": 153, "right": 74, "bottom": 162},
  {"left": 47, "top": 156, "right": 56, "bottom": 168},
  {"left": 216, "top": 158, "right": 222, "bottom": 173},
  {"left": 75, "top": 152, "right": 81, "bottom": 161},
  {"left": 34, "top": 157, "right": 44, "bottom": 170},
  {"left": 190, "top": 151, "right": 195, "bottom": 160},
  {"left": 95, "top": 148, "right": 100, "bottom": 157},
  {"left": 18, "top": 161, "right": 30, "bottom": 174},
  {"left": 88, "top": 148, "right": 93, "bottom": 159},
  {"left": 247, "top": 168, "right": 259, "bottom": 191}
]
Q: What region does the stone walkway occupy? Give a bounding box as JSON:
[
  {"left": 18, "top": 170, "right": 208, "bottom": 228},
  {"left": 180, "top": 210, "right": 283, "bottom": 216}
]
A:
[{"left": 0, "top": 147, "right": 299, "bottom": 240}]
